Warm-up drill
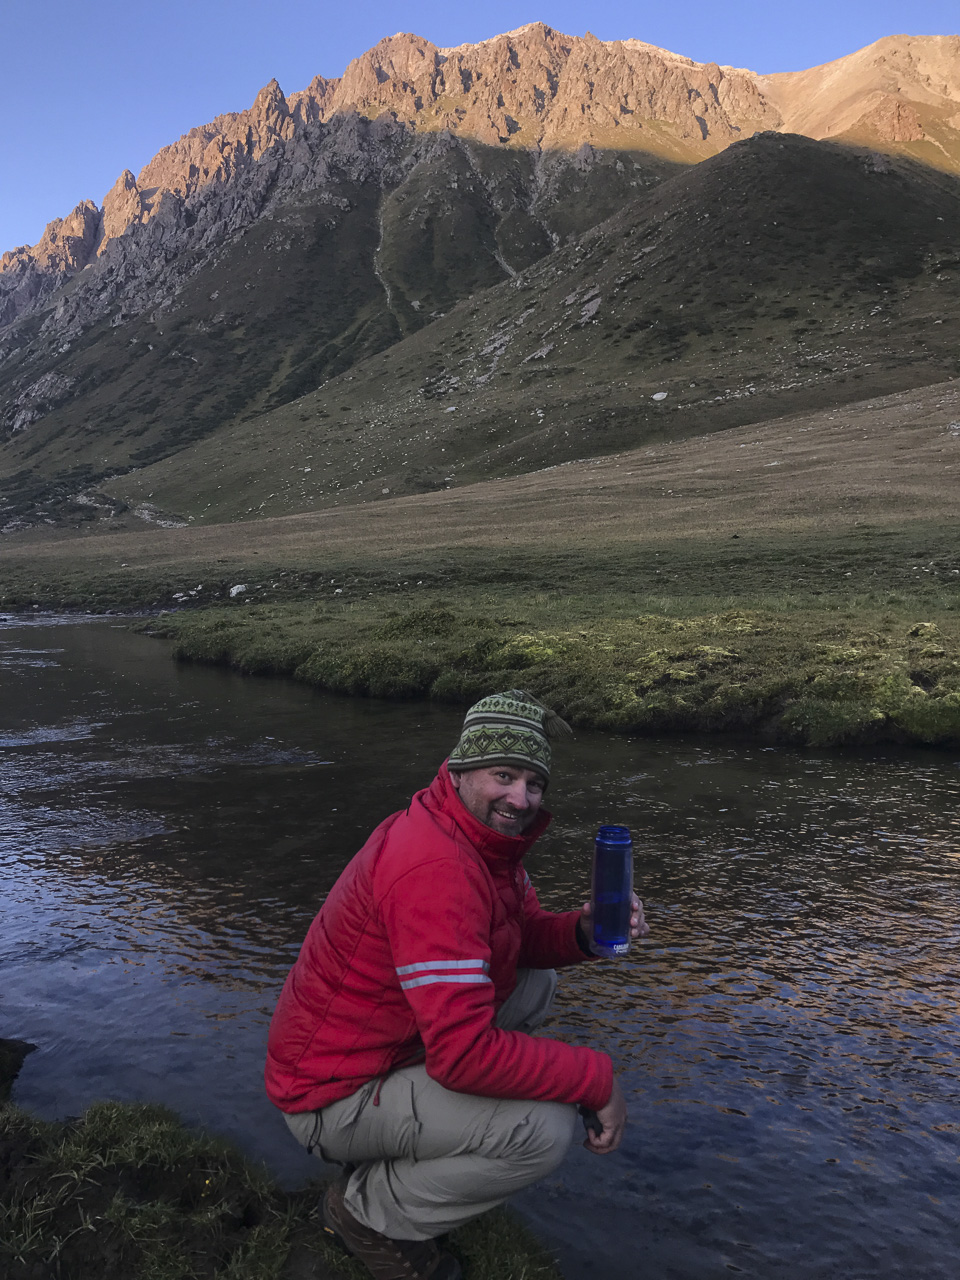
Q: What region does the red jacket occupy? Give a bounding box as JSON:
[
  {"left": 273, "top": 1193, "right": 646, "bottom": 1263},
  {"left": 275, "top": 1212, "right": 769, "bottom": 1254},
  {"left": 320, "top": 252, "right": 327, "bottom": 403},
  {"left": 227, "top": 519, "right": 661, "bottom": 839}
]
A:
[{"left": 265, "top": 764, "right": 613, "bottom": 1114}]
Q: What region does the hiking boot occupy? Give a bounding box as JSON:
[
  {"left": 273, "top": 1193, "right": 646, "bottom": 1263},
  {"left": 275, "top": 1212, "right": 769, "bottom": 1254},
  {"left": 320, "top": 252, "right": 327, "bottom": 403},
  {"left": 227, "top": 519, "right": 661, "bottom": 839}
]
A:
[{"left": 322, "top": 1181, "right": 461, "bottom": 1280}]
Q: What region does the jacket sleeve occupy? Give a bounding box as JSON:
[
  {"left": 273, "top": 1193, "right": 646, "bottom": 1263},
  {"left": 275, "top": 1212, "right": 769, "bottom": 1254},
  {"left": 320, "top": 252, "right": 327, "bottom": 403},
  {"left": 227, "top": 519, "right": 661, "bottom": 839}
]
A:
[
  {"left": 379, "top": 856, "right": 612, "bottom": 1111},
  {"left": 517, "top": 868, "right": 592, "bottom": 969}
]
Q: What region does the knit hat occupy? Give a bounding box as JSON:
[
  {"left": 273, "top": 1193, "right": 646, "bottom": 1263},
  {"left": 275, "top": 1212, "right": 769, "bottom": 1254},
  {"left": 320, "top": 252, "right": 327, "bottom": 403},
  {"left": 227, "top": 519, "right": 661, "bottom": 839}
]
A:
[{"left": 447, "top": 689, "right": 572, "bottom": 779}]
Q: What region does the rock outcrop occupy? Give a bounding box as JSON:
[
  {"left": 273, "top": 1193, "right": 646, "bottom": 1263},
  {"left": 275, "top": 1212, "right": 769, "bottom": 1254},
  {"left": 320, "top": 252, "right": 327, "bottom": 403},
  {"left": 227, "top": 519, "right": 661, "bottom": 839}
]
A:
[
  {"left": 2, "top": 371, "right": 77, "bottom": 435},
  {"left": 0, "top": 1038, "right": 35, "bottom": 1102},
  {"left": 0, "top": 201, "right": 101, "bottom": 326},
  {"left": 858, "top": 97, "right": 927, "bottom": 143}
]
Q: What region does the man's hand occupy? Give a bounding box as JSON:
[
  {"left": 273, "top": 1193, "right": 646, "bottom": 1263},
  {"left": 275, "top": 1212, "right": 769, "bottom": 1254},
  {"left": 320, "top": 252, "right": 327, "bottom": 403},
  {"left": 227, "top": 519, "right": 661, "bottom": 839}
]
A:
[
  {"left": 583, "top": 1076, "right": 628, "bottom": 1154},
  {"left": 580, "top": 893, "right": 649, "bottom": 946}
]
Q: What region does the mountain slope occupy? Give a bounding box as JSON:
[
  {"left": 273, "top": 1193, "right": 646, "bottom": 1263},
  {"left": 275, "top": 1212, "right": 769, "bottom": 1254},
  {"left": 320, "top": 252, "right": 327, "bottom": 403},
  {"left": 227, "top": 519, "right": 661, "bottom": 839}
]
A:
[
  {"left": 44, "top": 132, "right": 960, "bottom": 529},
  {"left": 3, "top": 376, "right": 958, "bottom": 596},
  {"left": 0, "top": 125, "right": 677, "bottom": 528},
  {"left": 763, "top": 34, "right": 960, "bottom": 168}
]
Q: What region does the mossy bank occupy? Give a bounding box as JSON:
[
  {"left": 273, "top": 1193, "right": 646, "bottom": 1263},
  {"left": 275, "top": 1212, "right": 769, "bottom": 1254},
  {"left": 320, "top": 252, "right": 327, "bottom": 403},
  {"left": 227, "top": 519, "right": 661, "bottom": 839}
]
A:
[{"left": 144, "top": 553, "right": 960, "bottom": 749}]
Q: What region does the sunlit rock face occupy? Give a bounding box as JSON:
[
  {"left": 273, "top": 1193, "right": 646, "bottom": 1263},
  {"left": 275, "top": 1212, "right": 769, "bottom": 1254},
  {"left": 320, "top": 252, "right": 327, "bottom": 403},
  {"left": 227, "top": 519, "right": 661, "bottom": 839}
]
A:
[{"left": 3, "top": 25, "right": 959, "bottom": 328}]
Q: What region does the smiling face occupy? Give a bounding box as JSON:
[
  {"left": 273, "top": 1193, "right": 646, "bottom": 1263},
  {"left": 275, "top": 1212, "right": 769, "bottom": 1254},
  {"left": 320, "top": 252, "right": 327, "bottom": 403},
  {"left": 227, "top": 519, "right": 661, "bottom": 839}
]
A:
[{"left": 449, "top": 763, "right": 547, "bottom": 836}]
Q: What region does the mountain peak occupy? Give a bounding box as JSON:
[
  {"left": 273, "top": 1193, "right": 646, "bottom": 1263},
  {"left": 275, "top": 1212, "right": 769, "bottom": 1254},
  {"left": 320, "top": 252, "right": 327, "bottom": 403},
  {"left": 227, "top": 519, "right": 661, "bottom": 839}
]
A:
[
  {"left": 761, "top": 31, "right": 960, "bottom": 141},
  {"left": 339, "top": 32, "right": 441, "bottom": 105},
  {"left": 252, "top": 77, "right": 289, "bottom": 122},
  {"left": 255, "top": 78, "right": 285, "bottom": 102}
]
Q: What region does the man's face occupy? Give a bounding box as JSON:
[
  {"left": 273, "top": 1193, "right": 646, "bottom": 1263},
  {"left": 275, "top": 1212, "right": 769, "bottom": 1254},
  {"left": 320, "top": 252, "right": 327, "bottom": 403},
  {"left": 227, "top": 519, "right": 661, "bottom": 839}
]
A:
[{"left": 450, "top": 764, "right": 547, "bottom": 836}]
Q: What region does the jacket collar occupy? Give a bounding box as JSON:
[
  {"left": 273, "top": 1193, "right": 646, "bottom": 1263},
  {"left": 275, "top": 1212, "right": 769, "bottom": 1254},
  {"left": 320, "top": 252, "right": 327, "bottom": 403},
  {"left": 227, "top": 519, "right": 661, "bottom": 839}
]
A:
[{"left": 419, "top": 762, "right": 551, "bottom": 864}]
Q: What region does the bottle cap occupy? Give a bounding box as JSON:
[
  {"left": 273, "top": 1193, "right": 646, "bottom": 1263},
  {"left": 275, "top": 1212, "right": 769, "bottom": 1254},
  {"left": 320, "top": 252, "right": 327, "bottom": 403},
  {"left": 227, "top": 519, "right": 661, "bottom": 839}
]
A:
[{"left": 596, "top": 825, "right": 632, "bottom": 843}]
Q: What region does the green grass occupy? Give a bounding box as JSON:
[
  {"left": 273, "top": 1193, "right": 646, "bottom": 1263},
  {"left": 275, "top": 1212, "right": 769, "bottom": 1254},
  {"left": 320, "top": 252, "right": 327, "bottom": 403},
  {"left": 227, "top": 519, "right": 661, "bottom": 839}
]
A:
[
  {"left": 146, "top": 598, "right": 960, "bottom": 748},
  {"left": 0, "top": 1102, "right": 562, "bottom": 1280},
  {"left": 120, "top": 523, "right": 960, "bottom": 750}
]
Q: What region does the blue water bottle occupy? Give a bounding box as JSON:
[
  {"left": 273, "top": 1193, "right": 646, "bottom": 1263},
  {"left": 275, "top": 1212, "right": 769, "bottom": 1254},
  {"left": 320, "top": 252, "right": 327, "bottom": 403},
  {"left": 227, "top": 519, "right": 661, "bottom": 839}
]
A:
[{"left": 590, "top": 825, "right": 633, "bottom": 957}]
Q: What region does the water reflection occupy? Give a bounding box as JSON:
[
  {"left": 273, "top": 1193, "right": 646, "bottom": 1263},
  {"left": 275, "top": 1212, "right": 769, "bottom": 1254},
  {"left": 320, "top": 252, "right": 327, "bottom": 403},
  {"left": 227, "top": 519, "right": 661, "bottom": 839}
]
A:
[{"left": 2, "top": 620, "right": 959, "bottom": 1279}]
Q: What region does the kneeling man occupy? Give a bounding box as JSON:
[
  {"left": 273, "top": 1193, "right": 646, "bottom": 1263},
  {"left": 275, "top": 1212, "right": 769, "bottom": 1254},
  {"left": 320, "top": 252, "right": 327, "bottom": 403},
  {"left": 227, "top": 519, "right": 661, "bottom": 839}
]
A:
[{"left": 266, "top": 689, "right": 646, "bottom": 1280}]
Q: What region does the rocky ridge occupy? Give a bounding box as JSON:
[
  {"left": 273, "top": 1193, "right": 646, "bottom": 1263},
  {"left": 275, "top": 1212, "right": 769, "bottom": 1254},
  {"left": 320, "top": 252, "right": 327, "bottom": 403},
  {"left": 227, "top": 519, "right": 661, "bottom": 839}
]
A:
[
  {"left": 3, "top": 26, "right": 960, "bottom": 333},
  {"left": 0, "top": 24, "right": 775, "bottom": 334}
]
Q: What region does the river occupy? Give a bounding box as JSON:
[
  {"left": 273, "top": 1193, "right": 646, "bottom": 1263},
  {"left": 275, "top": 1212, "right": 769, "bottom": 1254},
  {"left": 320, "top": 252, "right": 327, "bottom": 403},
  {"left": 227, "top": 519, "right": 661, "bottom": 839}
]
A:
[{"left": 2, "top": 617, "right": 958, "bottom": 1279}]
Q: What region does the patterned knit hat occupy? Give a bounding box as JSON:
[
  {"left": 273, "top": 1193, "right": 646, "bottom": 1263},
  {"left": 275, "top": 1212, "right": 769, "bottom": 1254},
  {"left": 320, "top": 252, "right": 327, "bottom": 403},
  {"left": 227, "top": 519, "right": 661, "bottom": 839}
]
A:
[{"left": 447, "top": 689, "right": 572, "bottom": 779}]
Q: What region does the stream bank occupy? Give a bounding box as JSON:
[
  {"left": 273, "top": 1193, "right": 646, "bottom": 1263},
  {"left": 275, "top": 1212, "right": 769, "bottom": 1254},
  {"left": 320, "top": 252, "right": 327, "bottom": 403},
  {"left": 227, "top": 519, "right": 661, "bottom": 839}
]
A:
[
  {"left": 5, "top": 522, "right": 960, "bottom": 749},
  {"left": 147, "top": 595, "right": 960, "bottom": 749},
  {"left": 0, "top": 1097, "right": 557, "bottom": 1280}
]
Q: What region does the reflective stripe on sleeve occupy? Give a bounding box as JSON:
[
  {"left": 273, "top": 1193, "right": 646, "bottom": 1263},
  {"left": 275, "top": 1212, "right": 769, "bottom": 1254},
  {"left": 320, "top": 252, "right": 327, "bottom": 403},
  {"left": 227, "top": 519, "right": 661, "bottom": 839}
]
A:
[
  {"left": 395, "top": 958, "right": 492, "bottom": 991},
  {"left": 396, "top": 959, "right": 491, "bottom": 975},
  {"left": 399, "top": 972, "right": 493, "bottom": 990}
]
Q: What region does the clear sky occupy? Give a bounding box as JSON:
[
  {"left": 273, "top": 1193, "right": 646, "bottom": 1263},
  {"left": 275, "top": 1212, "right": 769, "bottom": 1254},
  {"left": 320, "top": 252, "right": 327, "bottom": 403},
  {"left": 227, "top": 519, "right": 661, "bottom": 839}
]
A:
[{"left": 3, "top": 0, "right": 957, "bottom": 255}]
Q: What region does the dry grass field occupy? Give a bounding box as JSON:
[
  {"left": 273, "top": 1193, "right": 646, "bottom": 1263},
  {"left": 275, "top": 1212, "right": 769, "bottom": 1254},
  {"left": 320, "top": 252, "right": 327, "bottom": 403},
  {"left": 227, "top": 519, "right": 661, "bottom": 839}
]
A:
[{"left": 3, "top": 377, "right": 958, "bottom": 595}]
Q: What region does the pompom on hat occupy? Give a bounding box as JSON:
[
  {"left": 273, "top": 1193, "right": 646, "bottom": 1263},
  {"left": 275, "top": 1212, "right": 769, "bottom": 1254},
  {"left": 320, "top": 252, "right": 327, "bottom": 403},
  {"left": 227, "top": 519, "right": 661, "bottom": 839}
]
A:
[{"left": 447, "top": 688, "right": 572, "bottom": 780}]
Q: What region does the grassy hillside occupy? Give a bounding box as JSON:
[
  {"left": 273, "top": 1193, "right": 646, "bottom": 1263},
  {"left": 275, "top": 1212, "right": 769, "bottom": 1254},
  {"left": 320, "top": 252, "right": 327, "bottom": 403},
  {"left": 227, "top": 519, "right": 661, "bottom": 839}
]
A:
[
  {"left": 3, "top": 374, "right": 957, "bottom": 596},
  {"left": 0, "top": 137, "right": 675, "bottom": 531}
]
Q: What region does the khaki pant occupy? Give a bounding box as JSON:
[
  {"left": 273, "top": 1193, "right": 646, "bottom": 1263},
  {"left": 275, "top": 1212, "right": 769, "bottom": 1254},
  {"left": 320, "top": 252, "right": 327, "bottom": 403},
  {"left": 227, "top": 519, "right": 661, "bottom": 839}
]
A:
[{"left": 284, "top": 968, "right": 577, "bottom": 1240}]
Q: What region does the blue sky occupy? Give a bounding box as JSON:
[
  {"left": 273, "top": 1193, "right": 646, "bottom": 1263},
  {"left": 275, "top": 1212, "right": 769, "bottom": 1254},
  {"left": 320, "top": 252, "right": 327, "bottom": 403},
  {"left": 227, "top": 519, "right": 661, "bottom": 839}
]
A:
[{"left": 3, "top": 0, "right": 958, "bottom": 254}]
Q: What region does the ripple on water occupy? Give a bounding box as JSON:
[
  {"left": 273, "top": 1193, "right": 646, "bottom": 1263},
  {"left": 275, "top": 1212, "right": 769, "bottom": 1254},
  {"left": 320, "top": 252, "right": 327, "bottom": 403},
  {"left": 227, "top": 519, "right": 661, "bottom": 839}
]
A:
[
  {"left": 0, "top": 647, "right": 64, "bottom": 669},
  {"left": 0, "top": 720, "right": 106, "bottom": 747}
]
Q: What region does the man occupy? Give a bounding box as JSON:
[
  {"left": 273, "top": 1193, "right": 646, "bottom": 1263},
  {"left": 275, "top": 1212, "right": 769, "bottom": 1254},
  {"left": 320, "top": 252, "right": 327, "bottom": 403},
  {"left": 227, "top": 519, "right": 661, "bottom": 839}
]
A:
[{"left": 266, "top": 689, "right": 646, "bottom": 1280}]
